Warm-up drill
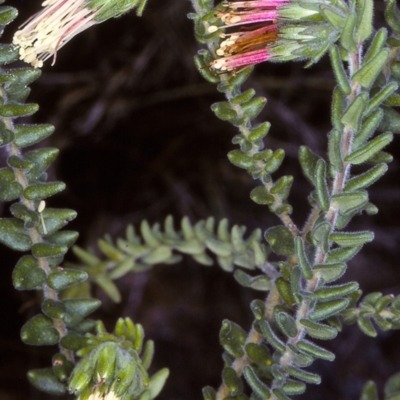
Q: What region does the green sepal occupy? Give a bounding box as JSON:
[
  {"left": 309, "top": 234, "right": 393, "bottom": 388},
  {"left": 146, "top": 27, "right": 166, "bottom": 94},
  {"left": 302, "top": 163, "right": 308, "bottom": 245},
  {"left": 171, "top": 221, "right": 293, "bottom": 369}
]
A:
[
  {"left": 14, "top": 124, "right": 54, "bottom": 148},
  {"left": 250, "top": 186, "right": 274, "bottom": 205},
  {"left": 332, "top": 191, "right": 368, "bottom": 214},
  {"left": 245, "top": 343, "right": 272, "bottom": 366},
  {"left": 47, "top": 268, "right": 88, "bottom": 290},
  {"left": 328, "top": 129, "right": 344, "bottom": 173},
  {"left": 385, "top": 0, "right": 400, "bottom": 35},
  {"left": 0, "top": 44, "right": 19, "bottom": 64},
  {"left": 248, "top": 122, "right": 270, "bottom": 143},
  {"left": 313, "top": 262, "right": 346, "bottom": 283},
  {"left": 39, "top": 208, "right": 77, "bottom": 235},
  {"left": 354, "top": 0, "right": 373, "bottom": 43},
  {"left": 282, "top": 380, "right": 306, "bottom": 395},
  {"left": 299, "top": 145, "right": 320, "bottom": 185},
  {"left": 62, "top": 298, "right": 101, "bottom": 327},
  {"left": 0, "top": 102, "right": 38, "bottom": 117},
  {"left": 68, "top": 354, "right": 95, "bottom": 395},
  {"left": 42, "top": 299, "right": 66, "bottom": 319},
  {"left": 329, "top": 46, "right": 351, "bottom": 94},
  {"left": 363, "top": 29, "right": 387, "bottom": 64},
  {"left": 340, "top": 13, "right": 357, "bottom": 52},
  {"left": 94, "top": 342, "right": 118, "bottom": 382},
  {"left": 341, "top": 93, "right": 368, "bottom": 131},
  {"left": 222, "top": 367, "right": 243, "bottom": 396},
  {"left": 233, "top": 269, "right": 271, "bottom": 291},
  {"left": 357, "top": 316, "right": 377, "bottom": 337},
  {"left": 344, "top": 164, "right": 388, "bottom": 191},
  {"left": 31, "top": 242, "right": 68, "bottom": 258},
  {"left": 20, "top": 314, "right": 60, "bottom": 345},
  {"left": 275, "top": 309, "right": 298, "bottom": 338},
  {"left": 24, "top": 147, "right": 59, "bottom": 181},
  {"left": 294, "top": 237, "right": 313, "bottom": 279},
  {"left": 314, "top": 159, "right": 330, "bottom": 212},
  {"left": 27, "top": 368, "right": 66, "bottom": 395},
  {"left": 309, "top": 298, "right": 349, "bottom": 321},
  {"left": 0, "top": 167, "right": 23, "bottom": 201},
  {"left": 345, "top": 133, "right": 393, "bottom": 165},
  {"left": 315, "top": 281, "right": 358, "bottom": 300},
  {"left": 366, "top": 82, "right": 398, "bottom": 115},
  {"left": 277, "top": 276, "right": 296, "bottom": 306},
  {"left": 258, "top": 320, "right": 286, "bottom": 352},
  {"left": 0, "top": 217, "right": 32, "bottom": 251},
  {"left": 220, "top": 320, "right": 247, "bottom": 358},
  {"left": 360, "top": 381, "right": 378, "bottom": 400},
  {"left": 297, "top": 340, "right": 335, "bottom": 361},
  {"left": 23, "top": 181, "right": 66, "bottom": 200},
  {"left": 320, "top": 5, "right": 345, "bottom": 29},
  {"left": 286, "top": 366, "right": 321, "bottom": 384},
  {"left": 243, "top": 365, "right": 271, "bottom": 399},
  {"left": 352, "top": 50, "right": 390, "bottom": 89},
  {"left": 12, "top": 255, "right": 46, "bottom": 290},
  {"left": 300, "top": 319, "right": 338, "bottom": 340},
  {"left": 148, "top": 368, "right": 169, "bottom": 399},
  {"left": 0, "top": 6, "right": 18, "bottom": 25},
  {"left": 264, "top": 149, "right": 285, "bottom": 173},
  {"left": 265, "top": 226, "right": 294, "bottom": 256},
  {"left": 330, "top": 231, "right": 374, "bottom": 246},
  {"left": 326, "top": 244, "right": 362, "bottom": 262}
]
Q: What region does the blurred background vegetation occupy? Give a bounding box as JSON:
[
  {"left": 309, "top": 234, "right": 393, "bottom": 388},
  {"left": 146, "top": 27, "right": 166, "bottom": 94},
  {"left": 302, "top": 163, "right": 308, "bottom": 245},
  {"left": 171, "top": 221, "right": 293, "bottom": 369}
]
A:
[{"left": 0, "top": 0, "right": 399, "bottom": 399}]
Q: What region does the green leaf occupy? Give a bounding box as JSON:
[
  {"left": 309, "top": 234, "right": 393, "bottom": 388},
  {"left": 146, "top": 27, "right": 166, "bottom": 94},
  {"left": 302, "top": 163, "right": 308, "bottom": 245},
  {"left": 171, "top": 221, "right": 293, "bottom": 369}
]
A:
[
  {"left": 275, "top": 310, "right": 297, "bottom": 338},
  {"left": 363, "top": 28, "right": 387, "bottom": 63},
  {"left": 0, "top": 102, "right": 38, "bottom": 117},
  {"left": 42, "top": 299, "right": 66, "bottom": 319},
  {"left": 328, "top": 129, "right": 344, "bottom": 173},
  {"left": 27, "top": 368, "right": 66, "bottom": 395},
  {"left": 341, "top": 93, "right": 368, "bottom": 131},
  {"left": 245, "top": 343, "right": 272, "bottom": 366},
  {"left": 264, "top": 149, "right": 285, "bottom": 173},
  {"left": 148, "top": 368, "right": 170, "bottom": 399},
  {"left": 241, "top": 97, "right": 266, "bottom": 120},
  {"left": 352, "top": 50, "right": 390, "bottom": 89},
  {"left": 250, "top": 186, "right": 274, "bottom": 205},
  {"left": 286, "top": 366, "right": 321, "bottom": 384},
  {"left": 24, "top": 148, "right": 59, "bottom": 181},
  {"left": 360, "top": 381, "right": 378, "bottom": 400},
  {"left": 329, "top": 46, "right": 351, "bottom": 94},
  {"left": 354, "top": 0, "right": 373, "bottom": 43},
  {"left": 332, "top": 191, "right": 368, "bottom": 214},
  {"left": 385, "top": 372, "right": 400, "bottom": 399},
  {"left": 315, "top": 281, "right": 359, "bottom": 300},
  {"left": 340, "top": 13, "right": 357, "bottom": 52},
  {"left": 233, "top": 269, "right": 271, "bottom": 291},
  {"left": 0, "top": 6, "right": 18, "bottom": 25},
  {"left": 314, "top": 159, "right": 330, "bottom": 212},
  {"left": 300, "top": 319, "right": 338, "bottom": 340},
  {"left": 211, "top": 101, "right": 237, "bottom": 121},
  {"left": 357, "top": 316, "right": 377, "bottom": 337},
  {"left": 47, "top": 268, "right": 88, "bottom": 291},
  {"left": 276, "top": 277, "right": 296, "bottom": 306},
  {"left": 222, "top": 367, "right": 243, "bottom": 396},
  {"left": 270, "top": 175, "right": 293, "bottom": 201},
  {"left": 0, "top": 218, "right": 32, "bottom": 251},
  {"left": 299, "top": 146, "right": 320, "bottom": 184},
  {"left": 243, "top": 365, "right": 271, "bottom": 399},
  {"left": 0, "top": 167, "right": 23, "bottom": 201},
  {"left": 326, "top": 244, "right": 362, "bottom": 263},
  {"left": 265, "top": 226, "right": 294, "bottom": 256},
  {"left": 31, "top": 243, "right": 68, "bottom": 258},
  {"left": 344, "top": 164, "right": 388, "bottom": 191},
  {"left": 345, "top": 133, "right": 393, "bottom": 165},
  {"left": 313, "top": 263, "right": 346, "bottom": 283},
  {"left": 385, "top": 0, "right": 400, "bottom": 35},
  {"left": 62, "top": 298, "right": 101, "bottom": 327},
  {"left": 14, "top": 124, "right": 54, "bottom": 148},
  {"left": 13, "top": 255, "right": 46, "bottom": 290},
  {"left": 320, "top": 5, "right": 345, "bottom": 29},
  {"left": 258, "top": 320, "right": 286, "bottom": 352},
  {"left": 21, "top": 314, "right": 60, "bottom": 345},
  {"left": 330, "top": 231, "right": 374, "bottom": 246},
  {"left": 366, "top": 82, "right": 398, "bottom": 115},
  {"left": 248, "top": 122, "right": 271, "bottom": 143},
  {"left": 309, "top": 298, "right": 349, "bottom": 321},
  {"left": 294, "top": 237, "right": 313, "bottom": 279},
  {"left": 0, "top": 44, "right": 19, "bottom": 64},
  {"left": 220, "top": 320, "right": 246, "bottom": 358},
  {"left": 39, "top": 208, "right": 77, "bottom": 235},
  {"left": 297, "top": 340, "right": 335, "bottom": 361},
  {"left": 23, "top": 181, "right": 66, "bottom": 200}
]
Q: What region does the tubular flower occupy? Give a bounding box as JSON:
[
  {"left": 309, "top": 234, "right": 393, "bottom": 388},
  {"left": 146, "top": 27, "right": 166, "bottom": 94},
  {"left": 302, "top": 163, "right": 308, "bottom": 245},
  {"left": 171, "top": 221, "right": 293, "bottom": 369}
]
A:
[
  {"left": 13, "top": 0, "right": 146, "bottom": 68},
  {"left": 208, "top": 0, "right": 323, "bottom": 71}
]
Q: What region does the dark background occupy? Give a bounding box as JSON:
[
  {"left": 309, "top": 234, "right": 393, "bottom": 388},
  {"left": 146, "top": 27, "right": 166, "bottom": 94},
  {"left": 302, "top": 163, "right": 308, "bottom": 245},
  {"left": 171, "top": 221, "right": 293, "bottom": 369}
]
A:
[{"left": 1, "top": 1, "right": 400, "bottom": 399}]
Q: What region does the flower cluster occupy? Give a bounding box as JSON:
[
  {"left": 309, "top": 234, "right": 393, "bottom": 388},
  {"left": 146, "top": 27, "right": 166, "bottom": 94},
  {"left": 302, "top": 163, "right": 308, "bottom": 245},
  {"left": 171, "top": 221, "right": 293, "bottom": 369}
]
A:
[
  {"left": 13, "top": 0, "right": 147, "bottom": 68},
  {"left": 208, "top": 0, "right": 324, "bottom": 71}
]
